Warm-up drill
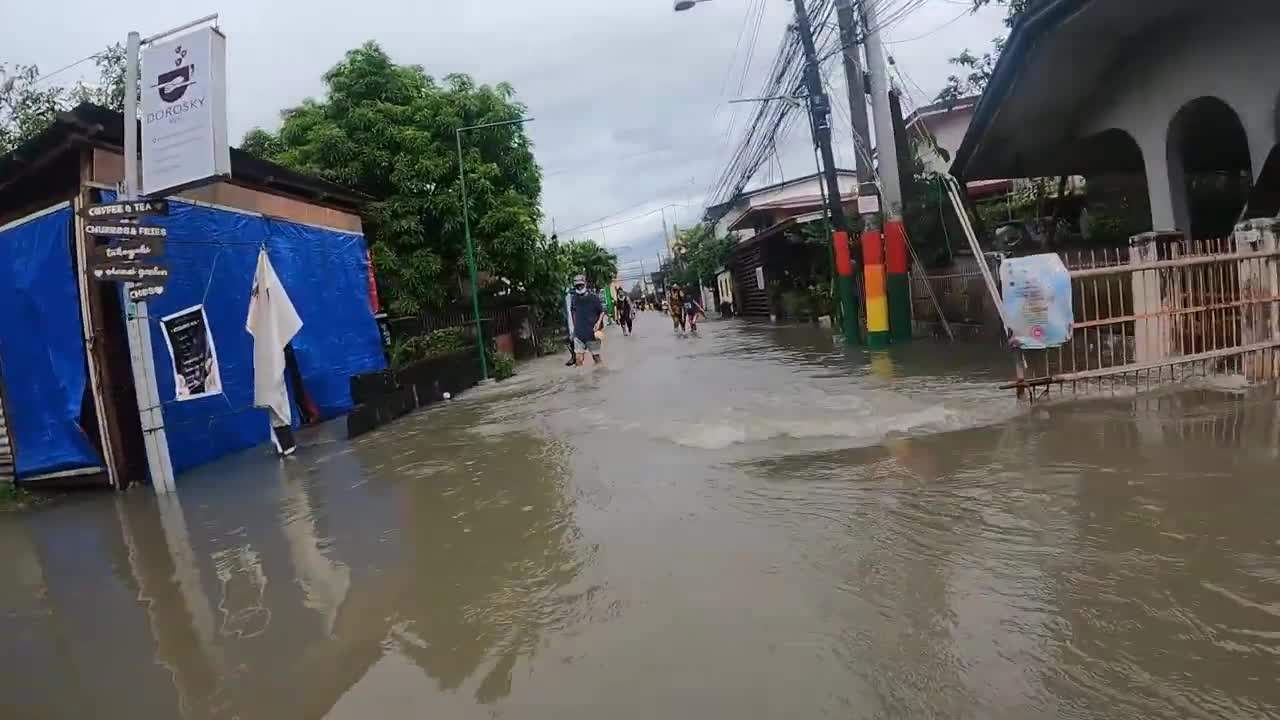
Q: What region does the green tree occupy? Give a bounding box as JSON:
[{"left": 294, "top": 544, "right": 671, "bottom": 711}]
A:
[
  {"left": 525, "top": 233, "right": 572, "bottom": 327},
  {"left": 669, "top": 224, "right": 735, "bottom": 290},
  {"left": 1, "top": 45, "right": 127, "bottom": 153},
  {"left": 240, "top": 42, "right": 543, "bottom": 315},
  {"left": 936, "top": 0, "right": 1032, "bottom": 104},
  {"left": 564, "top": 239, "right": 618, "bottom": 288}
]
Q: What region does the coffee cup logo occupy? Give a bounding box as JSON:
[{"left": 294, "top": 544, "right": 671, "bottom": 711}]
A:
[{"left": 155, "top": 46, "right": 194, "bottom": 103}]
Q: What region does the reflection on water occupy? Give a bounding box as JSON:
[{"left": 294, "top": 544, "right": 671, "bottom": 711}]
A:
[{"left": 0, "top": 320, "right": 1278, "bottom": 719}]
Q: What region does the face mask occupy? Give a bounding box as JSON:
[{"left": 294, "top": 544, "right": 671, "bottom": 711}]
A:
[{"left": 574, "top": 286, "right": 586, "bottom": 294}]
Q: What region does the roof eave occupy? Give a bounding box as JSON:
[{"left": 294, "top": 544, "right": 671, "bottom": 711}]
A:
[{"left": 950, "top": 0, "right": 1092, "bottom": 179}]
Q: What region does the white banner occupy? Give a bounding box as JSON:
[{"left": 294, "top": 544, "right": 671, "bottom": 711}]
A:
[
  {"left": 141, "top": 26, "right": 231, "bottom": 196},
  {"left": 1000, "top": 253, "right": 1074, "bottom": 350}
]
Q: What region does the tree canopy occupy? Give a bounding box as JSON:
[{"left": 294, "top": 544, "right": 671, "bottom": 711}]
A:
[
  {"left": 564, "top": 239, "right": 619, "bottom": 289},
  {"left": 241, "top": 42, "right": 544, "bottom": 316},
  {"left": 936, "top": 0, "right": 1031, "bottom": 104},
  {"left": 0, "top": 45, "right": 126, "bottom": 153},
  {"left": 668, "top": 225, "right": 735, "bottom": 290}
]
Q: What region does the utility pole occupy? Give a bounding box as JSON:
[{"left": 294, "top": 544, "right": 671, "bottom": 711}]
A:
[
  {"left": 792, "top": 0, "right": 859, "bottom": 345},
  {"left": 837, "top": 0, "right": 886, "bottom": 346},
  {"left": 661, "top": 209, "right": 672, "bottom": 255},
  {"left": 859, "top": 0, "right": 909, "bottom": 345},
  {"left": 123, "top": 28, "right": 177, "bottom": 493},
  {"left": 837, "top": 1, "right": 877, "bottom": 210}
]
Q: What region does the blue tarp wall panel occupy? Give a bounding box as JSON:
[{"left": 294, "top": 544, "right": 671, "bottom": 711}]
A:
[
  {"left": 0, "top": 206, "right": 103, "bottom": 477},
  {"left": 104, "top": 194, "right": 385, "bottom": 474}
]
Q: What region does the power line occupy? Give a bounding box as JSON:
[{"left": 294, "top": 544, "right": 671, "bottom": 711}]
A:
[
  {"left": 559, "top": 203, "right": 691, "bottom": 238},
  {"left": 24, "top": 50, "right": 109, "bottom": 89},
  {"left": 868, "top": 0, "right": 935, "bottom": 34},
  {"left": 886, "top": 7, "right": 969, "bottom": 43},
  {"left": 705, "top": 0, "right": 847, "bottom": 212}
]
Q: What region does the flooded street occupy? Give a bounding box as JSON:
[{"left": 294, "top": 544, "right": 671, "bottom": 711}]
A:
[{"left": 3, "top": 317, "right": 1280, "bottom": 719}]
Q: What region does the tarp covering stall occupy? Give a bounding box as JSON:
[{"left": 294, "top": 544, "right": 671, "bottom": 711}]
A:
[
  {"left": 0, "top": 205, "right": 103, "bottom": 478},
  {"left": 103, "top": 194, "right": 386, "bottom": 474}
]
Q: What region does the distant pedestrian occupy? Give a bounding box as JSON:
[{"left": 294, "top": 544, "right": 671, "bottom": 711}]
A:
[
  {"left": 570, "top": 274, "right": 606, "bottom": 366},
  {"left": 669, "top": 284, "right": 686, "bottom": 333},
  {"left": 685, "top": 291, "right": 705, "bottom": 333},
  {"left": 617, "top": 293, "right": 635, "bottom": 335}
]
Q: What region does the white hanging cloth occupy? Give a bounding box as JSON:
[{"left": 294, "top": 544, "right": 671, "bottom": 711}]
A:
[{"left": 246, "top": 248, "right": 303, "bottom": 428}]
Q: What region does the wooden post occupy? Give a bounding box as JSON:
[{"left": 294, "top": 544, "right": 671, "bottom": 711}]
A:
[{"left": 75, "top": 151, "right": 126, "bottom": 488}]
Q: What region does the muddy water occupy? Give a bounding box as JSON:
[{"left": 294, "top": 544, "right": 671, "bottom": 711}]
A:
[{"left": 2, "top": 319, "right": 1279, "bottom": 719}]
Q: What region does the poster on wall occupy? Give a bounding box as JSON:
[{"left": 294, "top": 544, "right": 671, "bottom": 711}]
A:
[
  {"left": 141, "top": 26, "right": 231, "bottom": 196},
  {"left": 999, "top": 253, "right": 1074, "bottom": 349},
  {"left": 160, "top": 305, "right": 223, "bottom": 400}
]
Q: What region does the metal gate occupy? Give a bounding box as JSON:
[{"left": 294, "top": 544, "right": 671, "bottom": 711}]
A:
[{"left": 1007, "top": 220, "right": 1280, "bottom": 399}]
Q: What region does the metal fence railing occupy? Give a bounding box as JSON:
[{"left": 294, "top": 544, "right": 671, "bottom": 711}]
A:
[{"left": 1011, "top": 225, "right": 1280, "bottom": 399}]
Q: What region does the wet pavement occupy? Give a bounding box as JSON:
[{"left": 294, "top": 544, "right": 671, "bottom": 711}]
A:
[{"left": 3, "top": 315, "right": 1280, "bottom": 719}]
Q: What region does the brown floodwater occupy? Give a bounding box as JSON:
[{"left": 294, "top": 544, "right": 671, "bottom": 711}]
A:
[{"left": 2, "top": 318, "right": 1279, "bottom": 719}]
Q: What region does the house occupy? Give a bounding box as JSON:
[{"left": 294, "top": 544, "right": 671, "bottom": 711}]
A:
[
  {"left": 951, "top": 0, "right": 1280, "bottom": 239},
  {"left": 0, "top": 104, "right": 386, "bottom": 489},
  {"left": 906, "top": 96, "right": 1014, "bottom": 200},
  {"left": 705, "top": 171, "right": 858, "bottom": 317}
]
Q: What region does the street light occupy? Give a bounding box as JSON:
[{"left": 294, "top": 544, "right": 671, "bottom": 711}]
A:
[
  {"left": 673, "top": 0, "right": 712, "bottom": 10},
  {"left": 456, "top": 116, "right": 534, "bottom": 382}
]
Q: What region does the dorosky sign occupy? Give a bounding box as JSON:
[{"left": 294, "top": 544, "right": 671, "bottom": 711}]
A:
[{"left": 141, "top": 26, "right": 231, "bottom": 196}]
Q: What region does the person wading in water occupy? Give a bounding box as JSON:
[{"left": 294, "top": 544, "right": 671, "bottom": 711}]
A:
[
  {"left": 570, "top": 274, "right": 606, "bottom": 366},
  {"left": 616, "top": 292, "right": 635, "bottom": 336},
  {"left": 684, "top": 288, "right": 705, "bottom": 333},
  {"left": 668, "top": 284, "right": 686, "bottom": 334}
]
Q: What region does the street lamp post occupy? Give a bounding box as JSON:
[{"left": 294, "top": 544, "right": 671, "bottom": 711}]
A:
[{"left": 455, "top": 117, "right": 534, "bottom": 382}]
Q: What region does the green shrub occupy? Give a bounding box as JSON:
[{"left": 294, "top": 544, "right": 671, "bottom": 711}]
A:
[
  {"left": 389, "top": 327, "right": 471, "bottom": 368},
  {"left": 492, "top": 351, "right": 516, "bottom": 381},
  {"left": 0, "top": 483, "right": 42, "bottom": 512},
  {"left": 423, "top": 327, "right": 467, "bottom": 356},
  {"left": 539, "top": 333, "right": 565, "bottom": 355}
]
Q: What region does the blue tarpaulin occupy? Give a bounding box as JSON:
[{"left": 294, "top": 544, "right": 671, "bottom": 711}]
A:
[
  {"left": 102, "top": 193, "right": 385, "bottom": 474},
  {"left": 0, "top": 206, "right": 103, "bottom": 477}
]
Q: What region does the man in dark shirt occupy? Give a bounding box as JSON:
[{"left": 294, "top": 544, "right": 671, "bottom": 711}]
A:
[{"left": 570, "top": 274, "right": 606, "bottom": 366}]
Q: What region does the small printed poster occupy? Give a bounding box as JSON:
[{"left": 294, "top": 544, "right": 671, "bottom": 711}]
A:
[
  {"left": 755, "top": 266, "right": 766, "bottom": 290},
  {"left": 160, "top": 304, "right": 223, "bottom": 400},
  {"left": 1000, "top": 254, "right": 1073, "bottom": 349}
]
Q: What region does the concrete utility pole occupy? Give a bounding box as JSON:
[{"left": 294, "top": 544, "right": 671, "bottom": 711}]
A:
[
  {"left": 792, "top": 0, "right": 859, "bottom": 345},
  {"left": 858, "top": 0, "right": 910, "bottom": 345},
  {"left": 837, "top": 1, "right": 877, "bottom": 212}
]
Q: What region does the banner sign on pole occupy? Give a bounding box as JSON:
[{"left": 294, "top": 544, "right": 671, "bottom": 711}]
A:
[
  {"left": 1000, "top": 253, "right": 1074, "bottom": 349},
  {"left": 160, "top": 305, "right": 223, "bottom": 400},
  {"left": 80, "top": 199, "right": 169, "bottom": 219},
  {"left": 141, "top": 26, "right": 231, "bottom": 196}
]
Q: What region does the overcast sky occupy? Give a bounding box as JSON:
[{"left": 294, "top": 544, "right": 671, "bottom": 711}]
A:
[{"left": 4, "top": 0, "right": 1004, "bottom": 275}]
